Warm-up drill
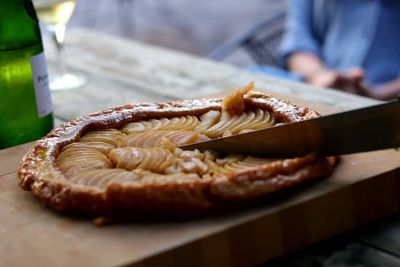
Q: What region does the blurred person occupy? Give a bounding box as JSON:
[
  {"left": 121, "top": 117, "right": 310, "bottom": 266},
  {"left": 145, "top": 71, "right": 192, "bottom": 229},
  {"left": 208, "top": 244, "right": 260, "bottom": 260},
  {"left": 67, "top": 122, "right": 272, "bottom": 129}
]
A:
[{"left": 279, "top": 0, "right": 400, "bottom": 100}]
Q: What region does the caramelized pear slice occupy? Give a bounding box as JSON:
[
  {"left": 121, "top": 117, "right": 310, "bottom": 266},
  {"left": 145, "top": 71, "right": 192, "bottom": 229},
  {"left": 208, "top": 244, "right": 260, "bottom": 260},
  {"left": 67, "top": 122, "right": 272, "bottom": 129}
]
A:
[
  {"left": 222, "top": 81, "right": 254, "bottom": 115},
  {"left": 109, "top": 147, "right": 176, "bottom": 173},
  {"left": 61, "top": 141, "right": 114, "bottom": 155},
  {"left": 67, "top": 168, "right": 140, "bottom": 188},
  {"left": 57, "top": 148, "right": 112, "bottom": 177},
  {"left": 194, "top": 110, "right": 221, "bottom": 133},
  {"left": 204, "top": 109, "right": 273, "bottom": 138},
  {"left": 121, "top": 130, "right": 206, "bottom": 148},
  {"left": 80, "top": 129, "right": 124, "bottom": 147},
  {"left": 122, "top": 116, "right": 200, "bottom": 134}
]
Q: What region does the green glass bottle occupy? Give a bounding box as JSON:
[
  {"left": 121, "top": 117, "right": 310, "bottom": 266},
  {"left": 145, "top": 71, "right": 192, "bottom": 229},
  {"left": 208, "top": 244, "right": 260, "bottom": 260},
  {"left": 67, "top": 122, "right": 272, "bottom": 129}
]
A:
[{"left": 0, "top": 0, "right": 53, "bottom": 149}]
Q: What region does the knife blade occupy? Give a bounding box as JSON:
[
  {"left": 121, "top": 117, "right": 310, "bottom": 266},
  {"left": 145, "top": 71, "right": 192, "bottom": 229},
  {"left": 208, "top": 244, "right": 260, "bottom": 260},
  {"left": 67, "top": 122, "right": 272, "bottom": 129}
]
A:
[{"left": 179, "top": 99, "right": 400, "bottom": 158}]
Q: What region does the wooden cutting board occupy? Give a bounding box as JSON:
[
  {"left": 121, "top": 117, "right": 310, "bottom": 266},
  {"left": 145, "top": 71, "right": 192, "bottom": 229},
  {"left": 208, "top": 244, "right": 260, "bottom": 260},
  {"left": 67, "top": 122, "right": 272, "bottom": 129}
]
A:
[{"left": 0, "top": 93, "right": 399, "bottom": 267}]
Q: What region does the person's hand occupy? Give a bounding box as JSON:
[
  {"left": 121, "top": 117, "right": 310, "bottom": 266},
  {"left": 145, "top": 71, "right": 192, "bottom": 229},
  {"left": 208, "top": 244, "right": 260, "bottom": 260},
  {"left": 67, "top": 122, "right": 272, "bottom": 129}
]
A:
[
  {"left": 287, "top": 52, "right": 364, "bottom": 91},
  {"left": 340, "top": 68, "right": 400, "bottom": 100},
  {"left": 306, "top": 67, "right": 366, "bottom": 94},
  {"left": 339, "top": 67, "right": 365, "bottom": 94},
  {"left": 288, "top": 52, "right": 399, "bottom": 100},
  {"left": 306, "top": 69, "right": 343, "bottom": 88},
  {"left": 308, "top": 67, "right": 400, "bottom": 100},
  {"left": 354, "top": 79, "right": 400, "bottom": 100}
]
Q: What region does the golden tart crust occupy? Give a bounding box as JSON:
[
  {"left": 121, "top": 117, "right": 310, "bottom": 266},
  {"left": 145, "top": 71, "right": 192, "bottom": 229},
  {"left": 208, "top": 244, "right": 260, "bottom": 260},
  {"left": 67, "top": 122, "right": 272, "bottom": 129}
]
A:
[{"left": 18, "top": 90, "right": 336, "bottom": 216}]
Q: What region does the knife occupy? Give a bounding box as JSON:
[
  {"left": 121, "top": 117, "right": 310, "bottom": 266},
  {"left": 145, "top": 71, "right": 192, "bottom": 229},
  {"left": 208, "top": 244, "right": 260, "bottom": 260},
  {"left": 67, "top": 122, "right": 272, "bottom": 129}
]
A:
[{"left": 180, "top": 98, "right": 400, "bottom": 158}]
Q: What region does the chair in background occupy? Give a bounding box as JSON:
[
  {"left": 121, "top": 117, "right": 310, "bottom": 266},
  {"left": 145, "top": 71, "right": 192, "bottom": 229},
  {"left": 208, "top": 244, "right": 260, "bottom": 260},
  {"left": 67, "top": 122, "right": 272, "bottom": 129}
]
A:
[{"left": 208, "top": 11, "right": 286, "bottom": 68}]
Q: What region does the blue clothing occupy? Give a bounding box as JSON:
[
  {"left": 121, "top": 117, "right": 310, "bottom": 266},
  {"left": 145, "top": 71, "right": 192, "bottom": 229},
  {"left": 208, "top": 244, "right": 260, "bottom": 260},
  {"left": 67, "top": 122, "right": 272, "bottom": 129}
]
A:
[{"left": 279, "top": 0, "right": 400, "bottom": 85}]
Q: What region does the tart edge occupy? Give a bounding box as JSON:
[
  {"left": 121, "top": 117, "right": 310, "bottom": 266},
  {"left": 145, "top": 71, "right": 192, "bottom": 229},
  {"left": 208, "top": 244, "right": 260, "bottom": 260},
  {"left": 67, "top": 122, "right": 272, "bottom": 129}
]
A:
[{"left": 17, "top": 91, "right": 334, "bottom": 215}]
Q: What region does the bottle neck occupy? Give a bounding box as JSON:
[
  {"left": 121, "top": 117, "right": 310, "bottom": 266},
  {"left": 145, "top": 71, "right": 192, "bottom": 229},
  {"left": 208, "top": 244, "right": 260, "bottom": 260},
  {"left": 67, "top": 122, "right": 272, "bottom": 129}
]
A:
[{"left": 0, "top": 0, "right": 42, "bottom": 51}]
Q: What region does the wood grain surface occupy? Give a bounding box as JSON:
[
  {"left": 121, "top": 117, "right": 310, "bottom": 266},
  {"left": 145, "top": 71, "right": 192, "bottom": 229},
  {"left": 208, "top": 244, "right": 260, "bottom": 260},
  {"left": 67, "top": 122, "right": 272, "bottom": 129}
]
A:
[
  {"left": 1, "top": 141, "right": 399, "bottom": 267},
  {"left": 0, "top": 29, "right": 398, "bottom": 267}
]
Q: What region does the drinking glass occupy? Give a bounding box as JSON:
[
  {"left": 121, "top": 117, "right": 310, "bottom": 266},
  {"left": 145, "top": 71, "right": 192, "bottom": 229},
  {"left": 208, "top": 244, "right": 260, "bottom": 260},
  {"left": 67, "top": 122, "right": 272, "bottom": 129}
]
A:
[{"left": 33, "top": 0, "right": 87, "bottom": 90}]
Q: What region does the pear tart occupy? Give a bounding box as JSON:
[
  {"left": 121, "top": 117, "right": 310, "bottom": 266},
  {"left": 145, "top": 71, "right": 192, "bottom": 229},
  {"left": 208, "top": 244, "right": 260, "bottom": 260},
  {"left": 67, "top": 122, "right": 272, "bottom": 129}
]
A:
[{"left": 18, "top": 83, "right": 336, "bottom": 216}]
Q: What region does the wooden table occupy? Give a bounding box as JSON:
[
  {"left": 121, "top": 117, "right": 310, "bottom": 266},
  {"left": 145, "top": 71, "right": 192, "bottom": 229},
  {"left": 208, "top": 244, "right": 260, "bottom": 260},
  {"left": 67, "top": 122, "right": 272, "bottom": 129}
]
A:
[{"left": 1, "top": 28, "right": 399, "bottom": 267}]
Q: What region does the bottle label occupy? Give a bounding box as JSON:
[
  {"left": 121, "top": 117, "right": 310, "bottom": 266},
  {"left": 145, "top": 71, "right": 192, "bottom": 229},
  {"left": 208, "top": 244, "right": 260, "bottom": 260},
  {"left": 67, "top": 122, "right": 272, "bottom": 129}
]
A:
[{"left": 30, "top": 52, "right": 52, "bottom": 117}]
